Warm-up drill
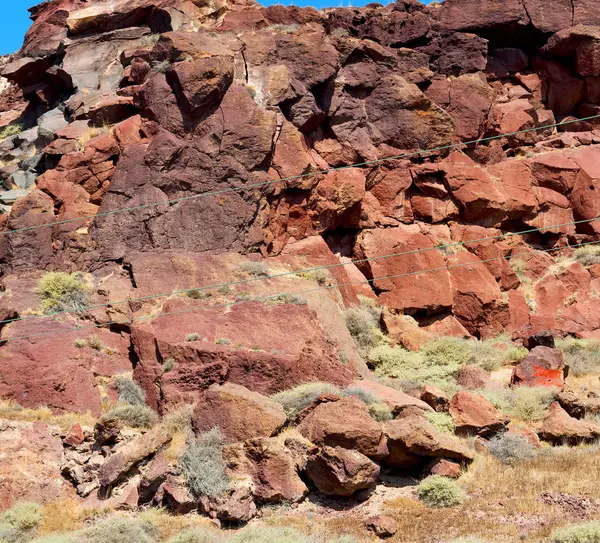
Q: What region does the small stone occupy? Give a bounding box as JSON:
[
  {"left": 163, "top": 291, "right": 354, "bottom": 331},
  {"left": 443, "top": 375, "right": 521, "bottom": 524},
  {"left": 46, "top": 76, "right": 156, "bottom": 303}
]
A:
[{"left": 365, "top": 515, "right": 398, "bottom": 539}]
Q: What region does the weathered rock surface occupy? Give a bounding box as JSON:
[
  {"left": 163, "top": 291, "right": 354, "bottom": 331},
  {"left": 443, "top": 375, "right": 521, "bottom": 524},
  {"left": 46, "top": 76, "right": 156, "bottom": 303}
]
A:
[
  {"left": 449, "top": 391, "right": 510, "bottom": 437},
  {"left": 538, "top": 402, "right": 600, "bottom": 445},
  {"left": 512, "top": 346, "right": 566, "bottom": 389}
]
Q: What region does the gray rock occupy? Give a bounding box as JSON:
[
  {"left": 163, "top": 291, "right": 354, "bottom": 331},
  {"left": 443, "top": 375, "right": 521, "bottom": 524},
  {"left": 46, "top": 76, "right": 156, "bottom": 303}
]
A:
[
  {"left": 9, "top": 170, "right": 37, "bottom": 189},
  {"left": 37, "top": 108, "right": 69, "bottom": 142},
  {"left": 0, "top": 189, "right": 29, "bottom": 204},
  {"left": 19, "top": 153, "right": 43, "bottom": 172}
]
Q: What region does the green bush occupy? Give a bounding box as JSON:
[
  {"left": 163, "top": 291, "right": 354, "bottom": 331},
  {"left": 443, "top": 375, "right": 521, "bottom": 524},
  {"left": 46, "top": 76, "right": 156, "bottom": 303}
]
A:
[
  {"left": 37, "top": 272, "right": 90, "bottom": 314},
  {"left": 416, "top": 476, "right": 465, "bottom": 508},
  {"left": 342, "top": 386, "right": 380, "bottom": 405},
  {"left": 296, "top": 269, "right": 333, "bottom": 286},
  {"left": 166, "top": 528, "right": 223, "bottom": 543},
  {"left": 0, "top": 122, "right": 25, "bottom": 142},
  {"left": 238, "top": 262, "right": 270, "bottom": 277},
  {"left": 102, "top": 405, "right": 158, "bottom": 429},
  {"left": 271, "top": 382, "right": 341, "bottom": 418},
  {"left": 368, "top": 402, "right": 393, "bottom": 422},
  {"left": 481, "top": 387, "right": 555, "bottom": 423},
  {"left": 556, "top": 338, "right": 600, "bottom": 377},
  {"left": 573, "top": 245, "right": 600, "bottom": 267},
  {"left": 179, "top": 428, "right": 230, "bottom": 499},
  {"left": 1, "top": 502, "right": 42, "bottom": 531},
  {"left": 185, "top": 333, "right": 200, "bottom": 342},
  {"left": 487, "top": 433, "right": 536, "bottom": 465},
  {"left": 231, "top": 526, "right": 315, "bottom": 543},
  {"left": 425, "top": 411, "right": 456, "bottom": 435},
  {"left": 112, "top": 376, "right": 146, "bottom": 406},
  {"left": 551, "top": 520, "right": 600, "bottom": 543},
  {"left": 344, "top": 301, "right": 386, "bottom": 357}
]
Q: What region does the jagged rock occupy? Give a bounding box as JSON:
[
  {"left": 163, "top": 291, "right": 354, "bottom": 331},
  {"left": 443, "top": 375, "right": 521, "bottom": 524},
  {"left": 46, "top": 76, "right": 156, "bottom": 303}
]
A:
[
  {"left": 305, "top": 446, "right": 380, "bottom": 497},
  {"left": 420, "top": 385, "right": 450, "bottom": 413},
  {"left": 424, "top": 458, "right": 462, "bottom": 478},
  {"left": 511, "top": 346, "right": 566, "bottom": 389},
  {"left": 64, "top": 424, "right": 85, "bottom": 447},
  {"left": 192, "top": 383, "right": 287, "bottom": 443},
  {"left": 297, "top": 396, "right": 388, "bottom": 460},
  {"left": 200, "top": 487, "right": 257, "bottom": 523},
  {"left": 557, "top": 391, "right": 600, "bottom": 420},
  {"left": 449, "top": 391, "right": 510, "bottom": 437},
  {"left": 383, "top": 412, "right": 474, "bottom": 471},
  {"left": 538, "top": 402, "right": 600, "bottom": 445},
  {"left": 138, "top": 454, "right": 171, "bottom": 503},
  {"left": 162, "top": 475, "right": 197, "bottom": 514},
  {"left": 99, "top": 425, "right": 171, "bottom": 488},
  {"left": 366, "top": 515, "right": 398, "bottom": 539}
]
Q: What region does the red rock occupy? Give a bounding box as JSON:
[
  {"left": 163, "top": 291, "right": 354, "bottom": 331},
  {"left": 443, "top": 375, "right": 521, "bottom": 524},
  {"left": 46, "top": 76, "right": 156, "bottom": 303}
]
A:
[
  {"left": 354, "top": 227, "right": 453, "bottom": 315},
  {"left": 425, "top": 458, "right": 462, "bottom": 478},
  {"left": 383, "top": 412, "right": 474, "bottom": 471},
  {"left": 306, "top": 446, "right": 380, "bottom": 497},
  {"left": 64, "top": 424, "right": 85, "bottom": 447},
  {"left": 0, "top": 421, "right": 74, "bottom": 511},
  {"left": 139, "top": 454, "right": 171, "bottom": 503},
  {"left": 381, "top": 311, "right": 432, "bottom": 351},
  {"left": 522, "top": 0, "right": 573, "bottom": 33},
  {"left": 347, "top": 380, "right": 433, "bottom": 415},
  {"left": 437, "top": 0, "right": 528, "bottom": 32},
  {"left": 163, "top": 475, "right": 197, "bottom": 514},
  {"left": 366, "top": 515, "right": 398, "bottom": 539},
  {"left": 418, "top": 33, "right": 488, "bottom": 77},
  {"left": 192, "top": 383, "right": 286, "bottom": 443},
  {"left": 421, "top": 315, "right": 472, "bottom": 339},
  {"left": 224, "top": 438, "right": 308, "bottom": 504},
  {"left": 449, "top": 391, "right": 510, "bottom": 437},
  {"left": 113, "top": 115, "right": 145, "bottom": 148},
  {"left": 538, "top": 402, "right": 600, "bottom": 445},
  {"left": 534, "top": 60, "right": 586, "bottom": 117},
  {"left": 456, "top": 365, "right": 491, "bottom": 390},
  {"left": 420, "top": 385, "right": 450, "bottom": 413},
  {"left": 512, "top": 346, "right": 566, "bottom": 389},
  {"left": 507, "top": 423, "right": 541, "bottom": 448},
  {"left": 297, "top": 396, "right": 388, "bottom": 460},
  {"left": 200, "top": 486, "right": 257, "bottom": 523}
]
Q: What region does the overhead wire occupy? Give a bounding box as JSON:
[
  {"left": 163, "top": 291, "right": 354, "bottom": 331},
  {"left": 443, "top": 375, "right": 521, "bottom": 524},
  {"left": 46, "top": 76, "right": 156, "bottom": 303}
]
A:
[
  {"left": 1, "top": 215, "right": 599, "bottom": 327},
  {"left": 1, "top": 114, "right": 599, "bottom": 237},
  {"left": 2, "top": 237, "right": 600, "bottom": 344}
]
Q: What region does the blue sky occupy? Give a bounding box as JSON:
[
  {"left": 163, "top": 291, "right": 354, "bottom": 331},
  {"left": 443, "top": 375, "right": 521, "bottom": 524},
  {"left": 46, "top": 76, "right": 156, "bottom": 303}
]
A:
[{"left": 0, "top": 0, "right": 435, "bottom": 56}]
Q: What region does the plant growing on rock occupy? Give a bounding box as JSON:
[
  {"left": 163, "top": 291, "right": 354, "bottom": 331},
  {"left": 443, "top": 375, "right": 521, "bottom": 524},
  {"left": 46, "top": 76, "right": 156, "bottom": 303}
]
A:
[
  {"left": 551, "top": 520, "right": 600, "bottom": 543},
  {"left": 482, "top": 387, "right": 555, "bottom": 423},
  {"left": 425, "top": 412, "right": 455, "bottom": 435},
  {"left": 112, "top": 375, "right": 146, "bottom": 406},
  {"left": 36, "top": 272, "right": 90, "bottom": 314},
  {"left": 179, "top": 428, "right": 230, "bottom": 499},
  {"left": 272, "top": 382, "right": 342, "bottom": 417},
  {"left": 344, "top": 299, "right": 387, "bottom": 357},
  {"left": 237, "top": 261, "right": 270, "bottom": 277},
  {"left": 0, "top": 122, "right": 25, "bottom": 142},
  {"left": 368, "top": 402, "right": 393, "bottom": 421},
  {"left": 573, "top": 245, "right": 600, "bottom": 267},
  {"left": 416, "top": 476, "right": 465, "bottom": 508},
  {"left": 185, "top": 333, "right": 200, "bottom": 342},
  {"left": 102, "top": 405, "right": 158, "bottom": 429}
]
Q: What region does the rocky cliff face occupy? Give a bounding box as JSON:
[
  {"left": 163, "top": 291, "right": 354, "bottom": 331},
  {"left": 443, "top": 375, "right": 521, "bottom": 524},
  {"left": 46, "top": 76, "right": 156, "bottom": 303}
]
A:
[{"left": 2, "top": 0, "right": 600, "bottom": 535}]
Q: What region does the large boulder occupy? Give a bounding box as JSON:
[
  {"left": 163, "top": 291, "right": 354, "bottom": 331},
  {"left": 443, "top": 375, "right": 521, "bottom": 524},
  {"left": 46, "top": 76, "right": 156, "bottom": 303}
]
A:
[
  {"left": 383, "top": 413, "right": 474, "bottom": 471},
  {"left": 297, "top": 396, "right": 388, "bottom": 460},
  {"left": 538, "top": 402, "right": 600, "bottom": 445},
  {"left": 192, "top": 383, "right": 287, "bottom": 443},
  {"left": 449, "top": 391, "right": 510, "bottom": 437},
  {"left": 511, "top": 346, "right": 566, "bottom": 389},
  {"left": 305, "top": 446, "right": 380, "bottom": 497}
]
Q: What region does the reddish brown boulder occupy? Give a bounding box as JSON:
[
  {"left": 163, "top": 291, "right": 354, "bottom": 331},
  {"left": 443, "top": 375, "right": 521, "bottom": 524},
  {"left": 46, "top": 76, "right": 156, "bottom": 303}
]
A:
[
  {"left": 424, "top": 458, "right": 462, "bottom": 479},
  {"left": 305, "top": 446, "right": 380, "bottom": 497},
  {"left": 297, "top": 397, "right": 388, "bottom": 460},
  {"left": 347, "top": 380, "right": 433, "bottom": 415},
  {"left": 64, "top": 424, "right": 85, "bottom": 447},
  {"left": 538, "top": 402, "right": 600, "bottom": 445},
  {"left": 366, "top": 515, "right": 398, "bottom": 539},
  {"left": 383, "top": 413, "right": 474, "bottom": 471},
  {"left": 354, "top": 227, "right": 453, "bottom": 315},
  {"left": 449, "top": 391, "right": 510, "bottom": 437},
  {"left": 0, "top": 421, "right": 75, "bottom": 511},
  {"left": 163, "top": 475, "right": 197, "bottom": 515},
  {"left": 556, "top": 391, "right": 600, "bottom": 420},
  {"left": 511, "top": 346, "right": 566, "bottom": 389},
  {"left": 456, "top": 365, "right": 491, "bottom": 390},
  {"left": 192, "top": 383, "right": 286, "bottom": 443},
  {"left": 199, "top": 487, "right": 257, "bottom": 523},
  {"left": 420, "top": 385, "right": 450, "bottom": 413}
]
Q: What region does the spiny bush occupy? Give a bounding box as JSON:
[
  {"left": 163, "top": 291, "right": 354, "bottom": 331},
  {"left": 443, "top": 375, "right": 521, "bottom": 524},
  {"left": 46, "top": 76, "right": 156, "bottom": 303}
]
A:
[
  {"left": 482, "top": 387, "right": 555, "bottom": 423},
  {"left": 344, "top": 299, "right": 387, "bottom": 357},
  {"left": 556, "top": 337, "right": 600, "bottom": 376},
  {"left": 416, "top": 476, "right": 465, "bottom": 508},
  {"left": 237, "top": 261, "right": 269, "bottom": 277},
  {"left": 37, "top": 272, "right": 90, "bottom": 314},
  {"left": 573, "top": 245, "right": 600, "bottom": 267},
  {"left": 112, "top": 375, "right": 146, "bottom": 406},
  {"left": 271, "top": 382, "right": 341, "bottom": 417},
  {"left": 487, "top": 433, "right": 537, "bottom": 465},
  {"left": 179, "top": 428, "right": 230, "bottom": 499},
  {"left": 163, "top": 404, "right": 194, "bottom": 435},
  {"left": 0, "top": 502, "right": 42, "bottom": 531},
  {"left": 425, "top": 411, "right": 455, "bottom": 435},
  {"left": 102, "top": 405, "right": 158, "bottom": 429},
  {"left": 551, "top": 520, "right": 600, "bottom": 543},
  {"left": 88, "top": 334, "right": 104, "bottom": 351}
]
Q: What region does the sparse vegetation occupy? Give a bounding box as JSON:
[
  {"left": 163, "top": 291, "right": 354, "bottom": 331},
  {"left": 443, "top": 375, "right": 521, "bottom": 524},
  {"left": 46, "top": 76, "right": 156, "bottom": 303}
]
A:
[
  {"left": 425, "top": 411, "right": 455, "bottom": 435},
  {"left": 237, "top": 261, "right": 270, "bottom": 277},
  {"left": 551, "top": 520, "right": 600, "bottom": 543},
  {"left": 179, "top": 429, "right": 230, "bottom": 499},
  {"left": 556, "top": 337, "right": 600, "bottom": 376},
  {"left": 416, "top": 476, "right": 465, "bottom": 508},
  {"left": 102, "top": 405, "right": 158, "bottom": 429},
  {"left": 296, "top": 269, "right": 333, "bottom": 286},
  {"left": 1, "top": 502, "right": 42, "bottom": 532},
  {"left": 112, "top": 375, "right": 146, "bottom": 406},
  {"left": 342, "top": 386, "right": 379, "bottom": 405},
  {"left": 88, "top": 334, "right": 103, "bottom": 351},
  {"left": 185, "top": 333, "right": 200, "bottom": 342},
  {"left": 0, "top": 122, "right": 25, "bottom": 142},
  {"left": 264, "top": 294, "right": 308, "bottom": 305},
  {"left": 37, "top": 272, "right": 90, "bottom": 314},
  {"left": 344, "top": 298, "right": 387, "bottom": 357},
  {"left": 573, "top": 245, "right": 600, "bottom": 267},
  {"left": 74, "top": 338, "right": 87, "bottom": 348},
  {"left": 187, "top": 289, "right": 210, "bottom": 300},
  {"left": 166, "top": 528, "right": 223, "bottom": 543},
  {"left": 487, "top": 433, "right": 537, "bottom": 465},
  {"left": 368, "top": 402, "right": 393, "bottom": 421},
  {"left": 481, "top": 387, "right": 555, "bottom": 423},
  {"left": 215, "top": 337, "right": 231, "bottom": 345},
  {"left": 272, "top": 382, "right": 341, "bottom": 417},
  {"left": 163, "top": 358, "right": 176, "bottom": 372}
]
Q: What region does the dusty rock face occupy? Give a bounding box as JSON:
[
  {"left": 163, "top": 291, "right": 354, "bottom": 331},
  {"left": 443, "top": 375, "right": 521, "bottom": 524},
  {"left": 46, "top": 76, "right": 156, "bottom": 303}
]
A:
[
  {"left": 449, "top": 390, "right": 510, "bottom": 437},
  {"left": 539, "top": 402, "right": 600, "bottom": 445},
  {"left": 511, "top": 346, "right": 566, "bottom": 389},
  {"left": 0, "top": 421, "right": 74, "bottom": 511}
]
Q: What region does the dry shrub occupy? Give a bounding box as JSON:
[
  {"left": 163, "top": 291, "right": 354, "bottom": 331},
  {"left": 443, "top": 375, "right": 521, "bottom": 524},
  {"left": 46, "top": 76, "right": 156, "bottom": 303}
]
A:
[
  {"left": 37, "top": 272, "right": 90, "bottom": 314},
  {"left": 417, "top": 476, "right": 465, "bottom": 508},
  {"left": 272, "top": 382, "right": 342, "bottom": 418},
  {"left": 551, "top": 520, "right": 600, "bottom": 543},
  {"left": 102, "top": 405, "right": 158, "bottom": 429}
]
